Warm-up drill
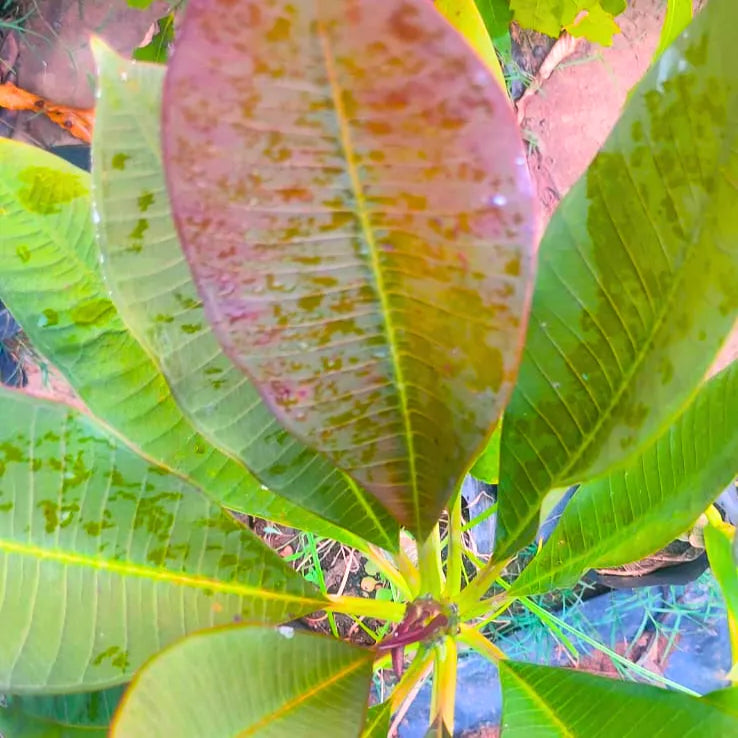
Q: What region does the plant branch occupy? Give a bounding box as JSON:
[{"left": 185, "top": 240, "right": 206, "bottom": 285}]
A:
[
  {"left": 418, "top": 524, "right": 444, "bottom": 597},
  {"left": 326, "top": 593, "right": 405, "bottom": 622},
  {"left": 388, "top": 647, "right": 434, "bottom": 710},
  {"left": 458, "top": 622, "right": 507, "bottom": 663},
  {"left": 365, "top": 544, "right": 414, "bottom": 600},
  {"left": 429, "top": 638, "right": 457, "bottom": 735},
  {"left": 445, "top": 492, "right": 464, "bottom": 598},
  {"left": 395, "top": 542, "right": 421, "bottom": 596},
  {"left": 456, "top": 556, "right": 509, "bottom": 615}
]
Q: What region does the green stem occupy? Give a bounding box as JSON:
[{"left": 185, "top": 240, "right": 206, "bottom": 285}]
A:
[
  {"left": 493, "top": 577, "right": 580, "bottom": 659},
  {"left": 418, "top": 524, "right": 444, "bottom": 597},
  {"left": 429, "top": 638, "right": 457, "bottom": 734},
  {"left": 445, "top": 492, "right": 464, "bottom": 598},
  {"left": 365, "top": 544, "right": 413, "bottom": 600},
  {"left": 388, "top": 647, "right": 434, "bottom": 710},
  {"left": 457, "top": 556, "right": 509, "bottom": 615},
  {"left": 458, "top": 623, "right": 506, "bottom": 663},
  {"left": 326, "top": 594, "right": 405, "bottom": 622},
  {"left": 305, "top": 532, "right": 339, "bottom": 638},
  {"left": 395, "top": 544, "right": 421, "bottom": 596},
  {"left": 461, "top": 501, "right": 498, "bottom": 533}
]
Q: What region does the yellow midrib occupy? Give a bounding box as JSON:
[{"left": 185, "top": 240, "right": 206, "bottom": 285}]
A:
[
  {"left": 506, "top": 667, "right": 575, "bottom": 737},
  {"left": 0, "top": 538, "right": 324, "bottom": 607},
  {"left": 554, "top": 164, "right": 711, "bottom": 488},
  {"left": 236, "top": 653, "right": 371, "bottom": 736},
  {"left": 317, "top": 21, "right": 421, "bottom": 533}
]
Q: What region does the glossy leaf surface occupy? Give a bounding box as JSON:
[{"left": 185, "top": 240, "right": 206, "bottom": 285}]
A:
[
  {"left": 473, "top": 0, "right": 513, "bottom": 41},
  {"left": 0, "top": 686, "right": 124, "bottom": 737},
  {"left": 655, "top": 0, "right": 693, "bottom": 59},
  {"left": 702, "top": 686, "right": 738, "bottom": 718},
  {"left": 497, "top": 0, "right": 738, "bottom": 557},
  {"left": 112, "top": 626, "right": 373, "bottom": 737},
  {"left": 499, "top": 661, "right": 738, "bottom": 736},
  {"left": 91, "top": 41, "right": 397, "bottom": 551},
  {"left": 510, "top": 362, "right": 738, "bottom": 595},
  {"left": 470, "top": 423, "right": 502, "bottom": 484},
  {"left": 704, "top": 519, "right": 738, "bottom": 658},
  {"left": 0, "top": 137, "right": 371, "bottom": 547},
  {"left": 0, "top": 389, "right": 322, "bottom": 691},
  {"left": 164, "top": 0, "right": 536, "bottom": 537}
]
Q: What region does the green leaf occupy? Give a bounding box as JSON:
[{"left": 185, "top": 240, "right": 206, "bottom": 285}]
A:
[
  {"left": 472, "top": 0, "right": 513, "bottom": 40},
  {"left": 510, "top": 1, "right": 625, "bottom": 43},
  {"left": 0, "top": 687, "right": 124, "bottom": 736},
  {"left": 0, "top": 137, "right": 377, "bottom": 550},
  {"left": 131, "top": 15, "right": 173, "bottom": 64},
  {"left": 564, "top": 4, "right": 620, "bottom": 46},
  {"left": 90, "top": 41, "right": 398, "bottom": 552},
  {"left": 163, "top": 0, "right": 536, "bottom": 539},
  {"left": 499, "top": 661, "right": 738, "bottom": 736},
  {"left": 496, "top": 0, "right": 738, "bottom": 558},
  {"left": 509, "top": 362, "right": 738, "bottom": 596},
  {"left": 706, "top": 522, "right": 738, "bottom": 620},
  {"left": 362, "top": 702, "right": 392, "bottom": 738},
  {"left": 705, "top": 518, "right": 738, "bottom": 662},
  {"left": 655, "top": 0, "right": 693, "bottom": 59},
  {"left": 111, "top": 626, "right": 373, "bottom": 737},
  {"left": 0, "top": 388, "right": 323, "bottom": 691},
  {"left": 702, "top": 686, "right": 738, "bottom": 719},
  {"left": 470, "top": 422, "right": 501, "bottom": 484}
]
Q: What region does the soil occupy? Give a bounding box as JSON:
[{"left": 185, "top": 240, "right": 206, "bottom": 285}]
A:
[
  {"left": 1, "top": 0, "right": 164, "bottom": 146},
  {"left": 518, "top": 0, "right": 665, "bottom": 222}
]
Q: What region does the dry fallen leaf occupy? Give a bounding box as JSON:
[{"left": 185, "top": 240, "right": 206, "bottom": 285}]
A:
[{"left": 0, "top": 81, "right": 94, "bottom": 142}]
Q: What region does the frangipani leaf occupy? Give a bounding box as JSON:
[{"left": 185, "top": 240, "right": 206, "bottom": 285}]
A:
[
  {"left": 704, "top": 517, "right": 738, "bottom": 660},
  {"left": 435, "top": 0, "right": 506, "bottom": 90},
  {"left": 163, "top": 0, "right": 536, "bottom": 538},
  {"left": 701, "top": 686, "right": 738, "bottom": 719},
  {"left": 655, "top": 0, "right": 693, "bottom": 59},
  {"left": 499, "top": 661, "right": 738, "bottom": 736},
  {"left": 0, "top": 137, "right": 376, "bottom": 549},
  {"left": 470, "top": 423, "right": 502, "bottom": 484},
  {"left": 497, "top": 0, "right": 738, "bottom": 558},
  {"left": 0, "top": 686, "right": 125, "bottom": 737},
  {"left": 0, "top": 388, "right": 323, "bottom": 691},
  {"left": 362, "top": 702, "right": 392, "bottom": 738},
  {"left": 111, "top": 626, "right": 373, "bottom": 737},
  {"left": 472, "top": 0, "right": 513, "bottom": 41},
  {"left": 90, "top": 40, "right": 397, "bottom": 551},
  {"left": 510, "top": 361, "right": 738, "bottom": 596}
]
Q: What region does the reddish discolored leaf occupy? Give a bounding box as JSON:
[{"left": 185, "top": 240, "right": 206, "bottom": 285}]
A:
[{"left": 163, "top": 0, "right": 536, "bottom": 538}]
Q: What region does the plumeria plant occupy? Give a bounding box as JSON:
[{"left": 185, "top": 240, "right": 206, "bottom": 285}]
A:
[{"left": 0, "top": 0, "right": 736, "bottom": 735}]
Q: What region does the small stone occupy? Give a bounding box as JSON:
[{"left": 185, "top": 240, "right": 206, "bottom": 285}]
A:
[{"left": 360, "top": 576, "right": 377, "bottom": 593}]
